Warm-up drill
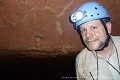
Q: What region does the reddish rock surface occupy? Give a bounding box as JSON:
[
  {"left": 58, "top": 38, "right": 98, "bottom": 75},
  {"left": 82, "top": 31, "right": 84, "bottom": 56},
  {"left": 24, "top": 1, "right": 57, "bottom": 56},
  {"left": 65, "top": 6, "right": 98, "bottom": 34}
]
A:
[{"left": 0, "top": 0, "right": 120, "bottom": 55}]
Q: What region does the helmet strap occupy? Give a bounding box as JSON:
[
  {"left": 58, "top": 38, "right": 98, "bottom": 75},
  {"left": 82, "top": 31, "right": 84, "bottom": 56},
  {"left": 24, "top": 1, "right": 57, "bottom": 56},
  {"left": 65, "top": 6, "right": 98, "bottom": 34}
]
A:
[{"left": 95, "top": 19, "right": 111, "bottom": 51}]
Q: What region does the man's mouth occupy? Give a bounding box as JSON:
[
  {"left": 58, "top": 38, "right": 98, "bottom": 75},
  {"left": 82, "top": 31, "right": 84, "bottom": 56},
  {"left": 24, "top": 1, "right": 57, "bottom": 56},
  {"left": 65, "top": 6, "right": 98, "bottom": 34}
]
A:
[{"left": 86, "top": 39, "right": 98, "bottom": 45}]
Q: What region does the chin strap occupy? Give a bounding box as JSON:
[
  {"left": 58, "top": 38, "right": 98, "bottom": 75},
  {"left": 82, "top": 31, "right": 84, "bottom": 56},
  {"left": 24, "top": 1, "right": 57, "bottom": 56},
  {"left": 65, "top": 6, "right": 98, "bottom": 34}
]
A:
[
  {"left": 95, "top": 35, "right": 111, "bottom": 51},
  {"left": 95, "top": 19, "right": 111, "bottom": 51}
]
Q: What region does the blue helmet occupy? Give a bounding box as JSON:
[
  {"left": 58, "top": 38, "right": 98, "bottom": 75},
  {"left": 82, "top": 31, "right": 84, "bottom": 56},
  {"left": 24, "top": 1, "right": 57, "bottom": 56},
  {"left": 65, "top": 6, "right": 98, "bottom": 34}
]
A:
[{"left": 70, "top": 1, "right": 112, "bottom": 29}]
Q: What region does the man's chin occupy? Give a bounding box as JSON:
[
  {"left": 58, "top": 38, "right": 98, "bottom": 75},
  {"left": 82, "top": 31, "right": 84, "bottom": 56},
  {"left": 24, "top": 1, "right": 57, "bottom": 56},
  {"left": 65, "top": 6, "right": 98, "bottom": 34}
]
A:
[{"left": 86, "top": 46, "right": 98, "bottom": 51}]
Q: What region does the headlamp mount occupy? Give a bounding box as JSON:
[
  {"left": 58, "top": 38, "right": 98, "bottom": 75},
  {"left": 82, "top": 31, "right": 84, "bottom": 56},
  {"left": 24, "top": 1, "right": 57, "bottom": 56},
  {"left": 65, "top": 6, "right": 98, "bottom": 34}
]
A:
[{"left": 70, "top": 11, "right": 84, "bottom": 23}]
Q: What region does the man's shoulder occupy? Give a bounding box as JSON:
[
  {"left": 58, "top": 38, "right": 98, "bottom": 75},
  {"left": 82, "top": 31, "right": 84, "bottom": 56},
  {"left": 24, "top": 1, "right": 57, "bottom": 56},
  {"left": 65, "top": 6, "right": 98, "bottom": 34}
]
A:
[
  {"left": 112, "top": 36, "right": 120, "bottom": 40},
  {"left": 76, "top": 48, "right": 91, "bottom": 62},
  {"left": 76, "top": 48, "right": 88, "bottom": 56},
  {"left": 112, "top": 36, "right": 120, "bottom": 43}
]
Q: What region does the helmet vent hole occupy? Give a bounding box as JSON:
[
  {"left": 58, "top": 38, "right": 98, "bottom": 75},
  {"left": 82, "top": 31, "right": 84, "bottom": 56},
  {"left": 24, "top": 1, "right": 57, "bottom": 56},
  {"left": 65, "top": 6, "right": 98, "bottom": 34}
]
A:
[
  {"left": 95, "top": 7, "right": 98, "bottom": 10},
  {"left": 97, "top": 14, "right": 99, "bottom": 15},
  {"left": 91, "top": 15, "right": 93, "bottom": 17}
]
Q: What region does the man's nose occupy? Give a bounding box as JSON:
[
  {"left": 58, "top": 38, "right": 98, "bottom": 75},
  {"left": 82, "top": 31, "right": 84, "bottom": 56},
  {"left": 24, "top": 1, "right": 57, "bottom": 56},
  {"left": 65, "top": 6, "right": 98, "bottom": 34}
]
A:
[{"left": 86, "top": 30, "right": 93, "bottom": 37}]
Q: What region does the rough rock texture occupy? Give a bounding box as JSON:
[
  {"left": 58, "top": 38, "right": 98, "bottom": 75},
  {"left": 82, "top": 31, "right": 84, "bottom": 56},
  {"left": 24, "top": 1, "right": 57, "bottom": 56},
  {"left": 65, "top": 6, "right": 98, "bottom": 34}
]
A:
[{"left": 0, "top": 0, "right": 120, "bottom": 55}]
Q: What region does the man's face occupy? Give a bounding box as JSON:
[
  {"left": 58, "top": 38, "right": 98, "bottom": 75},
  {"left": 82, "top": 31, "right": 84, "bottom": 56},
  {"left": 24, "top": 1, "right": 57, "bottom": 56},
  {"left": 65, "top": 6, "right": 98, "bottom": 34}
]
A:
[{"left": 79, "top": 20, "right": 111, "bottom": 51}]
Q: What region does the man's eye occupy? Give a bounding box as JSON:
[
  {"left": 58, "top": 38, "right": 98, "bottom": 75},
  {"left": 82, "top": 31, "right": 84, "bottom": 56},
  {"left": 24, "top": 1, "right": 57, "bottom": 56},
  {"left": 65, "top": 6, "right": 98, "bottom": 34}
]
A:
[
  {"left": 80, "top": 29, "right": 86, "bottom": 34},
  {"left": 91, "top": 26, "right": 97, "bottom": 30}
]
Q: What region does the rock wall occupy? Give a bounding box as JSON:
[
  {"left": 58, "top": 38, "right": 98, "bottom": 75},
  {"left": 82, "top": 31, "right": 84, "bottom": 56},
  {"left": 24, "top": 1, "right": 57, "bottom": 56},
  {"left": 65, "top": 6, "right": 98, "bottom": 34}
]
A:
[{"left": 0, "top": 0, "right": 120, "bottom": 54}]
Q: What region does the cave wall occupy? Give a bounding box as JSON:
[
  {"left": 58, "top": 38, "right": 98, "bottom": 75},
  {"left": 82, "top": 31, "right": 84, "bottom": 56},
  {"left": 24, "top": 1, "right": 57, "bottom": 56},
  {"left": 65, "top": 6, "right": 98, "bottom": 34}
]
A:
[{"left": 0, "top": 0, "right": 120, "bottom": 55}]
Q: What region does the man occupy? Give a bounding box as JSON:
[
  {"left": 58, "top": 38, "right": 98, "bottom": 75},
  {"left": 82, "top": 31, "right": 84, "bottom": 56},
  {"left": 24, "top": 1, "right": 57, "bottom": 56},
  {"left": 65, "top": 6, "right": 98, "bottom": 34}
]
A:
[{"left": 69, "top": 1, "right": 120, "bottom": 80}]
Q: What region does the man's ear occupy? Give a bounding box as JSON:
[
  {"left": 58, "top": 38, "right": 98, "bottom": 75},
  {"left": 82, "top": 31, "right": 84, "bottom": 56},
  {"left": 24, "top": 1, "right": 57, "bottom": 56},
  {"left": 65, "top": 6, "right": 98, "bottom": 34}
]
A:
[{"left": 106, "top": 22, "right": 112, "bottom": 33}]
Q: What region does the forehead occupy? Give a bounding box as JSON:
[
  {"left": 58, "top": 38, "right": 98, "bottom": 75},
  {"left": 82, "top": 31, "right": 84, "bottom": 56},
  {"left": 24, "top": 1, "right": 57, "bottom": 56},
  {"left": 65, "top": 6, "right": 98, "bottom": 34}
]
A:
[{"left": 80, "top": 20, "right": 102, "bottom": 28}]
